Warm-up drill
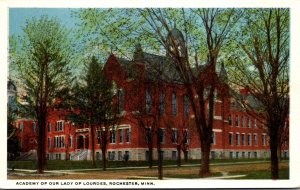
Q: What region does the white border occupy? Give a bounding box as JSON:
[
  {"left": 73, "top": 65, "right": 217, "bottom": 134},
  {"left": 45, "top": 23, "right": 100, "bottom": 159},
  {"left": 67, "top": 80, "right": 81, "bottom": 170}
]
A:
[{"left": 1, "top": 0, "right": 300, "bottom": 189}]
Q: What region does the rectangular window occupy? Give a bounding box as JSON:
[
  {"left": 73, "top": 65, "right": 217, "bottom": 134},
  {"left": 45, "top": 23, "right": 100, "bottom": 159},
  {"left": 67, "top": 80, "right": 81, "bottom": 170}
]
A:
[
  {"left": 96, "top": 152, "right": 101, "bottom": 160},
  {"left": 119, "top": 129, "right": 123, "bottom": 143},
  {"left": 236, "top": 133, "right": 240, "bottom": 146},
  {"left": 183, "top": 129, "right": 189, "bottom": 144},
  {"left": 242, "top": 152, "right": 245, "bottom": 158},
  {"left": 146, "top": 89, "right": 151, "bottom": 114},
  {"left": 229, "top": 133, "right": 233, "bottom": 145},
  {"left": 254, "top": 119, "right": 257, "bottom": 128},
  {"left": 48, "top": 123, "right": 52, "bottom": 132},
  {"left": 248, "top": 134, "right": 252, "bottom": 146},
  {"left": 236, "top": 152, "right": 239, "bottom": 159},
  {"left": 158, "top": 128, "right": 165, "bottom": 144},
  {"left": 262, "top": 134, "right": 267, "bottom": 146},
  {"left": 56, "top": 121, "right": 64, "bottom": 131},
  {"left": 172, "top": 129, "right": 178, "bottom": 144},
  {"left": 69, "top": 136, "right": 73, "bottom": 148},
  {"left": 211, "top": 132, "right": 216, "bottom": 145},
  {"left": 125, "top": 151, "right": 130, "bottom": 160},
  {"left": 172, "top": 151, "right": 177, "bottom": 160},
  {"left": 248, "top": 117, "right": 251, "bottom": 128},
  {"left": 230, "top": 151, "right": 234, "bottom": 159},
  {"left": 229, "top": 114, "right": 232, "bottom": 126},
  {"left": 172, "top": 92, "right": 177, "bottom": 116},
  {"left": 126, "top": 128, "right": 131, "bottom": 143},
  {"left": 110, "top": 129, "right": 116, "bottom": 144},
  {"left": 235, "top": 115, "right": 239, "bottom": 127},
  {"left": 160, "top": 93, "right": 165, "bottom": 115},
  {"left": 211, "top": 151, "right": 216, "bottom": 159},
  {"left": 48, "top": 137, "right": 51, "bottom": 149},
  {"left": 241, "top": 116, "right": 244, "bottom": 127},
  {"left": 254, "top": 134, "right": 258, "bottom": 146},
  {"left": 118, "top": 151, "right": 122, "bottom": 160},
  {"left": 184, "top": 96, "right": 189, "bottom": 117},
  {"left": 241, "top": 134, "right": 245, "bottom": 145},
  {"left": 108, "top": 151, "right": 115, "bottom": 160},
  {"left": 248, "top": 152, "right": 251, "bottom": 158},
  {"left": 254, "top": 152, "right": 258, "bottom": 158}
]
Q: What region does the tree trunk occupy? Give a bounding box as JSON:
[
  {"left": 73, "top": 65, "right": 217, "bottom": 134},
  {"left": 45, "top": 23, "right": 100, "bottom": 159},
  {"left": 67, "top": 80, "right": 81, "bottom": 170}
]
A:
[
  {"left": 177, "top": 145, "right": 181, "bottom": 167},
  {"left": 148, "top": 147, "right": 153, "bottom": 168},
  {"left": 101, "top": 146, "right": 107, "bottom": 171},
  {"left": 158, "top": 150, "right": 163, "bottom": 180},
  {"left": 184, "top": 151, "right": 188, "bottom": 162},
  {"left": 270, "top": 129, "right": 279, "bottom": 179},
  {"left": 90, "top": 125, "right": 96, "bottom": 168},
  {"left": 199, "top": 138, "right": 211, "bottom": 177},
  {"left": 37, "top": 114, "right": 46, "bottom": 174}
]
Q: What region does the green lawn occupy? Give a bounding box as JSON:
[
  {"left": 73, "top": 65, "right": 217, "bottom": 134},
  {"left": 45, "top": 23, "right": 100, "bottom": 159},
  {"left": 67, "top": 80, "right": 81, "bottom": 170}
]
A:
[
  {"left": 229, "top": 168, "right": 289, "bottom": 179},
  {"left": 8, "top": 158, "right": 287, "bottom": 170}
]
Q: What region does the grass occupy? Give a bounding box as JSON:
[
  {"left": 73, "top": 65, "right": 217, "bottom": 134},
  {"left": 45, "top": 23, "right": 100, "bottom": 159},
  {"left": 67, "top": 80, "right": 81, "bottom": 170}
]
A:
[
  {"left": 228, "top": 168, "right": 289, "bottom": 179},
  {"left": 8, "top": 158, "right": 287, "bottom": 170}
]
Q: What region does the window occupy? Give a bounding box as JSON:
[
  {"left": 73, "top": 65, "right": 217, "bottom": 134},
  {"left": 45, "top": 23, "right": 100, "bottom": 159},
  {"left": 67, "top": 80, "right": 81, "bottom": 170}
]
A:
[
  {"left": 262, "top": 134, "right": 267, "bottom": 146},
  {"left": 69, "top": 136, "right": 73, "bottom": 148},
  {"left": 236, "top": 152, "right": 239, "bottom": 159},
  {"left": 48, "top": 123, "right": 52, "bottom": 132},
  {"left": 254, "top": 134, "right": 258, "bottom": 146},
  {"left": 126, "top": 128, "right": 131, "bottom": 143},
  {"left": 241, "top": 116, "right": 245, "bottom": 127},
  {"left": 230, "top": 152, "right": 234, "bottom": 159},
  {"left": 125, "top": 151, "right": 130, "bottom": 160},
  {"left": 172, "top": 129, "right": 178, "bottom": 144},
  {"left": 183, "top": 129, "right": 189, "bottom": 144},
  {"left": 54, "top": 136, "right": 65, "bottom": 148},
  {"left": 146, "top": 127, "right": 152, "bottom": 144},
  {"left": 96, "top": 152, "right": 101, "bottom": 160},
  {"left": 158, "top": 128, "right": 165, "bottom": 144},
  {"left": 242, "top": 152, "right": 245, "bottom": 158},
  {"left": 146, "top": 89, "right": 151, "bottom": 113},
  {"left": 248, "top": 152, "right": 251, "bottom": 158},
  {"left": 97, "top": 130, "right": 101, "bottom": 144},
  {"left": 211, "top": 151, "right": 216, "bottom": 159},
  {"left": 48, "top": 137, "right": 51, "bottom": 149},
  {"left": 235, "top": 115, "right": 239, "bottom": 127},
  {"left": 248, "top": 117, "right": 251, "bottom": 128},
  {"left": 254, "top": 152, "right": 258, "bottom": 158},
  {"left": 241, "top": 134, "right": 245, "bottom": 145},
  {"left": 236, "top": 133, "right": 240, "bottom": 146},
  {"left": 160, "top": 93, "right": 165, "bottom": 114},
  {"left": 247, "top": 134, "right": 252, "bottom": 146},
  {"left": 118, "top": 151, "right": 122, "bottom": 160},
  {"left": 229, "top": 114, "right": 232, "bottom": 126},
  {"left": 118, "top": 89, "right": 124, "bottom": 113},
  {"left": 172, "top": 151, "right": 177, "bottom": 160},
  {"left": 119, "top": 129, "right": 123, "bottom": 143},
  {"left": 184, "top": 96, "right": 189, "bottom": 117},
  {"left": 172, "top": 92, "right": 177, "bottom": 116},
  {"left": 55, "top": 153, "right": 61, "bottom": 160},
  {"left": 254, "top": 118, "right": 257, "bottom": 128},
  {"left": 211, "top": 132, "right": 216, "bottom": 145},
  {"left": 229, "top": 133, "right": 233, "bottom": 145},
  {"left": 56, "top": 121, "right": 64, "bottom": 131},
  {"left": 110, "top": 129, "right": 116, "bottom": 144},
  {"left": 33, "top": 122, "right": 36, "bottom": 133},
  {"left": 108, "top": 151, "right": 115, "bottom": 160}
]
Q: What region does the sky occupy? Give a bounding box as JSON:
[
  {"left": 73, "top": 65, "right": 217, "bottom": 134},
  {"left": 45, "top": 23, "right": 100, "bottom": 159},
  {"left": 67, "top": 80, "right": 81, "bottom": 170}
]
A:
[{"left": 9, "top": 8, "right": 78, "bottom": 36}]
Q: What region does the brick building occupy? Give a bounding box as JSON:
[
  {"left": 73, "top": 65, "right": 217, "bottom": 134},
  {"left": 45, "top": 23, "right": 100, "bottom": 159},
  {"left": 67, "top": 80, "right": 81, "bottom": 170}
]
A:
[{"left": 12, "top": 28, "right": 289, "bottom": 161}]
